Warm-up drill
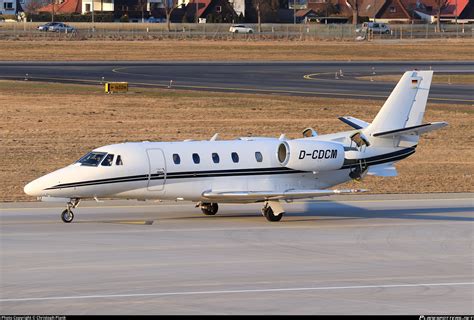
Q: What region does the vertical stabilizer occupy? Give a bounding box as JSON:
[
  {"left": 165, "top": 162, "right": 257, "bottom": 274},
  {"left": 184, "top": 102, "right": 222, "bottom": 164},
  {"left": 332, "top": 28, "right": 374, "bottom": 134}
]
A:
[{"left": 364, "top": 71, "right": 433, "bottom": 137}]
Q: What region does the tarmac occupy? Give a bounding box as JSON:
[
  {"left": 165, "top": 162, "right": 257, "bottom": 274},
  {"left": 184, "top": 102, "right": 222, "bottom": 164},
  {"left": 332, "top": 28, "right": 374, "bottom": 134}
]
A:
[
  {"left": 0, "top": 61, "right": 473, "bottom": 104},
  {"left": 1, "top": 193, "right": 473, "bottom": 314}
]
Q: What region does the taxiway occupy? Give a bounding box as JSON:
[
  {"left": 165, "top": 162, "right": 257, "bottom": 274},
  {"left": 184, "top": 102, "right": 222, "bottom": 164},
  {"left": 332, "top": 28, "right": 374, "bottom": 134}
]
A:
[{"left": 1, "top": 193, "right": 473, "bottom": 314}]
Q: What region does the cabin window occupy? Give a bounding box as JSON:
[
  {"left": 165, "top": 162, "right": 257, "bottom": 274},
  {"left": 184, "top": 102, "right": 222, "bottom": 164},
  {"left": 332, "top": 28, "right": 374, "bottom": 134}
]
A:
[
  {"left": 116, "top": 155, "right": 123, "bottom": 165},
  {"left": 255, "top": 152, "right": 263, "bottom": 162},
  {"left": 212, "top": 153, "right": 220, "bottom": 164},
  {"left": 101, "top": 154, "right": 114, "bottom": 166},
  {"left": 231, "top": 152, "right": 239, "bottom": 163},
  {"left": 192, "top": 153, "right": 200, "bottom": 164},
  {"left": 173, "top": 154, "right": 181, "bottom": 165},
  {"left": 216, "top": 5, "right": 222, "bottom": 12},
  {"left": 76, "top": 152, "right": 107, "bottom": 167}
]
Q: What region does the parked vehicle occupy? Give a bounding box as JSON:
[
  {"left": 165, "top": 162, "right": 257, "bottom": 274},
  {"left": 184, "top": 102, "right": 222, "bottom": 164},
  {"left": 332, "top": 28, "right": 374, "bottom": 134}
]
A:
[
  {"left": 356, "top": 22, "right": 391, "bottom": 34},
  {"left": 146, "top": 17, "right": 164, "bottom": 23},
  {"left": 229, "top": 25, "right": 254, "bottom": 34},
  {"left": 48, "top": 22, "right": 76, "bottom": 33},
  {"left": 37, "top": 22, "right": 60, "bottom": 31}
]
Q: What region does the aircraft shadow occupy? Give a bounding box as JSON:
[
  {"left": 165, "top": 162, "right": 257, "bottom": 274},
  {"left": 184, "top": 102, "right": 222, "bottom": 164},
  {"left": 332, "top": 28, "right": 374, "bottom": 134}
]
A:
[
  {"left": 161, "top": 201, "right": 473, "bottom": 223},
  {"left": 287, "top": 201, "right": 474, "bottom": 222}
]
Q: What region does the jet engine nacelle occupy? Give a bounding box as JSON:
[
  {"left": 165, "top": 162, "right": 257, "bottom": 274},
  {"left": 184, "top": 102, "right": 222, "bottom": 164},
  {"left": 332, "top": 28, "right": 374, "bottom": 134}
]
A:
[{"left": 277, "top": 140, "right": 345, "bottom": 172}]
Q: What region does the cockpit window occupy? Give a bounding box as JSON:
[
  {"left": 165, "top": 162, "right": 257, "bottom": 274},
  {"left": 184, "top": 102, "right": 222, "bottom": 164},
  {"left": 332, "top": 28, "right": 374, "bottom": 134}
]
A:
[
  {"left": 116, "top": 155, "right": 123, "bottom": 166},
  {"left": 76, "top": 152, "right": 107, "bottom": 167},
  {"left": 101, "top": 154, "right": 114, "bottom": 166}
]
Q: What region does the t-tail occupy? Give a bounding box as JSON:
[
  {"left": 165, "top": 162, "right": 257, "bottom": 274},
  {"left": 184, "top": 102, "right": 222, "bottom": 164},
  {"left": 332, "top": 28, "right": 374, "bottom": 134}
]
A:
[
  {"left": 338, "top": 70, "right": 448, "bottom": 179},
  {"left": 362, "top": 70, "right": 447, "bottom": 148}
]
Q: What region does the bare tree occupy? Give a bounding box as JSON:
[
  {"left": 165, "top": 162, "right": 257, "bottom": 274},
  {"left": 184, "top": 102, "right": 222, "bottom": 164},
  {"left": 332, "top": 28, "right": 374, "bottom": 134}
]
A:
[
  {"left": 164, "top": 0, "right": 180, "bottom": 32},
  {"left": 24, "top": 0, "right": 48, "bottom": 14},
  {"left": 435, "top": 0, "right": 449, "bottom": 32},
  {"left": 345, "top": 0, "right": 360, "bottom": 25},
  {"left": 252, "top": 0, "right": 277, "bottom": 32},
  {"left": 51, "top": 0, "right": 55, "bottom": 22},
  {"left": 138, "top": 0, "right": 148, "bottom": 22}
]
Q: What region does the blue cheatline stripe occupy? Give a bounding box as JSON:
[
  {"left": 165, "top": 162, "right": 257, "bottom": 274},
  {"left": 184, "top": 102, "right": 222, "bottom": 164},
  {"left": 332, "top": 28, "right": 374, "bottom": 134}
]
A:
[
  {"left": 341, "top": 147, "right": 416, "bottom": 169},
  {"left": 44, "top": 167, "right": 301, "bottom": 190},
  {"left": 44, "top": 147, "right": 416, "bottom": 191}
]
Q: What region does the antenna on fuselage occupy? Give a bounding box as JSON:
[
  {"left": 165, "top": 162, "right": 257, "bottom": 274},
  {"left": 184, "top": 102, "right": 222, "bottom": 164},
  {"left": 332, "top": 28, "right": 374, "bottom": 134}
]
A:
[
  {"left": 279, "top": 134, "right": 287, "bottom": 140},
  {"left": 210, "top": 133, "right": 219, "bottom": 141}
]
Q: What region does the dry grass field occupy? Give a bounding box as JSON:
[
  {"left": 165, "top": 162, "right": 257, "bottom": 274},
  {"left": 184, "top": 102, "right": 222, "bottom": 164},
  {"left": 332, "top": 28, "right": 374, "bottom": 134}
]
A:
[
  {"left": 1, "top": 39, "right": 474, "bottom": 61},
  {"left": 0, "top": 80, "right": 472, "bottom": 202}
]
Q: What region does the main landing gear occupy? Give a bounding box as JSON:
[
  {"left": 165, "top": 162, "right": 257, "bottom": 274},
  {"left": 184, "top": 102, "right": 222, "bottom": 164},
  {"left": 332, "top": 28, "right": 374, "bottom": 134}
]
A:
[
  {"left": 61, "top": 199, "right": 80, "bottom": 223},
  {"left": 261, "top": 201, "right": 285, "bottom": 222},
  {"left": 199, "top": 202, "right": 219, "bottom": 216},
  {"left": 197, "top": 200, "right": 285, "bottom": 222}
]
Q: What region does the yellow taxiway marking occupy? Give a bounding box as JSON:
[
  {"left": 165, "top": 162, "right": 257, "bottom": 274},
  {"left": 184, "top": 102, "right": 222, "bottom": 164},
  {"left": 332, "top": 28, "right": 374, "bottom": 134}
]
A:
[
  {"left": 303, "top": 72, "right": 335, "bottom": 80},
  {"left": 108, "top": 220, "right": 154, "bottom": 225}
]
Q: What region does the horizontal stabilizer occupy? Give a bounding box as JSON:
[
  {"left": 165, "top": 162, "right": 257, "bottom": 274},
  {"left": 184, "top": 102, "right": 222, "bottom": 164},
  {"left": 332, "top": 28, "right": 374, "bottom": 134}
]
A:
[
  {"left": 372, "top": 122, "right": 448, "bottom": 138},
  {"left": 338, "top": 116, "right": 370, "bottom": 130},
  {"left": 202, "top": 189, "right": 367, "bottom": 202},
  {"left": 367, "top": 164, "right": 398, "bottom": 177}
]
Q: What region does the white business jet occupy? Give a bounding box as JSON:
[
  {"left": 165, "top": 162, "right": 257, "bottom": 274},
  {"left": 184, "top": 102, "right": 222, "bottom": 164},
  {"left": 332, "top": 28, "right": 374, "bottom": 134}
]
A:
[{"left": 24, "top": 70, "right": 447, "bottom": 223}]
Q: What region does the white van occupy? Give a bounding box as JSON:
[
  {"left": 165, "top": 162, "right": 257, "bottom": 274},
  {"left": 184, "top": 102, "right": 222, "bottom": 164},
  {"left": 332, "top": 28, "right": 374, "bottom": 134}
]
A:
[{"left": 356, "top": 22, "right": 391, "bottom": 34}]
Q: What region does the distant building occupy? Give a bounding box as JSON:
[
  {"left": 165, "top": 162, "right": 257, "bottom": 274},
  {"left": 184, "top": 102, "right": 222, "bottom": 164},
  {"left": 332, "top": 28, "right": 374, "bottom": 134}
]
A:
[
  {"left": 228, "top": 0, "right": 244, "bottom": 16},
  {"left": 1, "top": 0, "right": 18, "bottom": 14},
  {"left": 183, "top": 0, "right": 237, "bottom": 22},
  {"left": 359, "top": 0, "right": 415, "bottom": 23},
  {"left": 82, "top": 0, "right": 115, "bottom": 14}
]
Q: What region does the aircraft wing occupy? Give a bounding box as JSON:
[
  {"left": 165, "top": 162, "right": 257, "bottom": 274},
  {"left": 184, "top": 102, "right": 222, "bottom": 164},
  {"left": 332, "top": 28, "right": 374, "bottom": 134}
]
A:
[{"left": 202, "top": 189, "right": 367, "bottom": 202}]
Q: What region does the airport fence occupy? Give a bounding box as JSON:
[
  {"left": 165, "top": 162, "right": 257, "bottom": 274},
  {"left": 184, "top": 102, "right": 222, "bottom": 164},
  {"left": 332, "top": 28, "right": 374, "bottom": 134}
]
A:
[{"left": 0, "top": 22, "right": 473, "bottom": 41}]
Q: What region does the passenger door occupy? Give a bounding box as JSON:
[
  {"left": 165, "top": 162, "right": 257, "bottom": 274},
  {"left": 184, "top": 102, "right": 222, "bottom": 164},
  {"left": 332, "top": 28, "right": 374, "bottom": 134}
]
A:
[{"left": 146, "top": 149, "right": 166, "bottom": 191}]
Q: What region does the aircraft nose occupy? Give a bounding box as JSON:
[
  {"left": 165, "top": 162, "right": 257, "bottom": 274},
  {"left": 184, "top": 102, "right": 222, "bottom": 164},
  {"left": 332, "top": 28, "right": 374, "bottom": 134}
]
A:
[{"left": 24, "top": 179, "right": 43, "bottom": 197}]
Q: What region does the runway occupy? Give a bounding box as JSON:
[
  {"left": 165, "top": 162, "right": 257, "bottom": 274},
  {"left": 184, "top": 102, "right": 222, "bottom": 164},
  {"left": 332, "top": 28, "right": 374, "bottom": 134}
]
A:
[
  {"left": 1, "top": 193, "right": 473, "bottom": 314},
  {"left": 0, "top": 61, "right": 473, "bottom": 104}
]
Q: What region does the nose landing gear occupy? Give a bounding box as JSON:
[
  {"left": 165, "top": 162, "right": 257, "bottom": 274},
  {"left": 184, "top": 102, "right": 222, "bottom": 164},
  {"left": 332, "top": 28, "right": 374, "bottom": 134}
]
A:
[
  {"left": 61, "top": 209, "right": 74, "bottom": 223},
  {"left": 61, "top": 199, "right": 80, "bottom": 223}
]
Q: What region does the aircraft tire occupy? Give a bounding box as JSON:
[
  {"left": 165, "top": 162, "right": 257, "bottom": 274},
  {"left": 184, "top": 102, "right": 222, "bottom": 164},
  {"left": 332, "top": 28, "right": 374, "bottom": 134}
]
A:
[
  {"left": 262, "top": 207, "right": 283, "bottom": 222},
  {"left": 201, "top": 203, "right": 218, "bottom": 216},
  {"left": 61, "top": 209, "right": 74, "bottom": 223}
]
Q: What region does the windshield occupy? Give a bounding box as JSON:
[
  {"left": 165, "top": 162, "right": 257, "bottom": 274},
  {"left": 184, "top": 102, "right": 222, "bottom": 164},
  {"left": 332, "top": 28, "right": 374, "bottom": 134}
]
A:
[{"left": 76, "top": 152, "right": 107, "bottom": 167}]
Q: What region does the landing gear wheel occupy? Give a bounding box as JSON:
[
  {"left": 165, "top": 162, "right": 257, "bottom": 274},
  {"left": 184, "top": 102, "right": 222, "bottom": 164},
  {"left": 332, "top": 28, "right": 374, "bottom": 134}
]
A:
[
  {"left": 61, "top": 209, "right": 74, "bottom": 223},
  {"left": 262, "top": 206, "right": 283, "bottom": 222},
  {"left": 201, "top": 203, "right": 218, "bottom": 216}
]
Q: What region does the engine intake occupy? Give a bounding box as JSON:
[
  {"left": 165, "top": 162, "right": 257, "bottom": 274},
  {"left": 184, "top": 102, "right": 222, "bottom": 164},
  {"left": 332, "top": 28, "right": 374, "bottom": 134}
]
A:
[{"left": 277, "top": 140, "right": 345, "bottom": 172}]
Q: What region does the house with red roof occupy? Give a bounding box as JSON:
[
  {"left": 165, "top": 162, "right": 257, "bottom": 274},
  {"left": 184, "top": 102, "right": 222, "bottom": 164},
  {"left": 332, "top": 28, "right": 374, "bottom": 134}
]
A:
[
  {"left": 359, "top": 0, "right": 416, "bottom": 22},
  {"left": 38, "top": 0, "right": 116, "bottom": 15},
  {"left": 179, "top": 0, "right": 237, "bottom": 22},
  {"left": 38, "top": 0, "right": 82, "bottom": 14},
  {"left": 415, "top": 0, "right": 474, "bottom": 23},
  {"left": 305, "top": 0, "right": 473, "bottom": 23}
]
